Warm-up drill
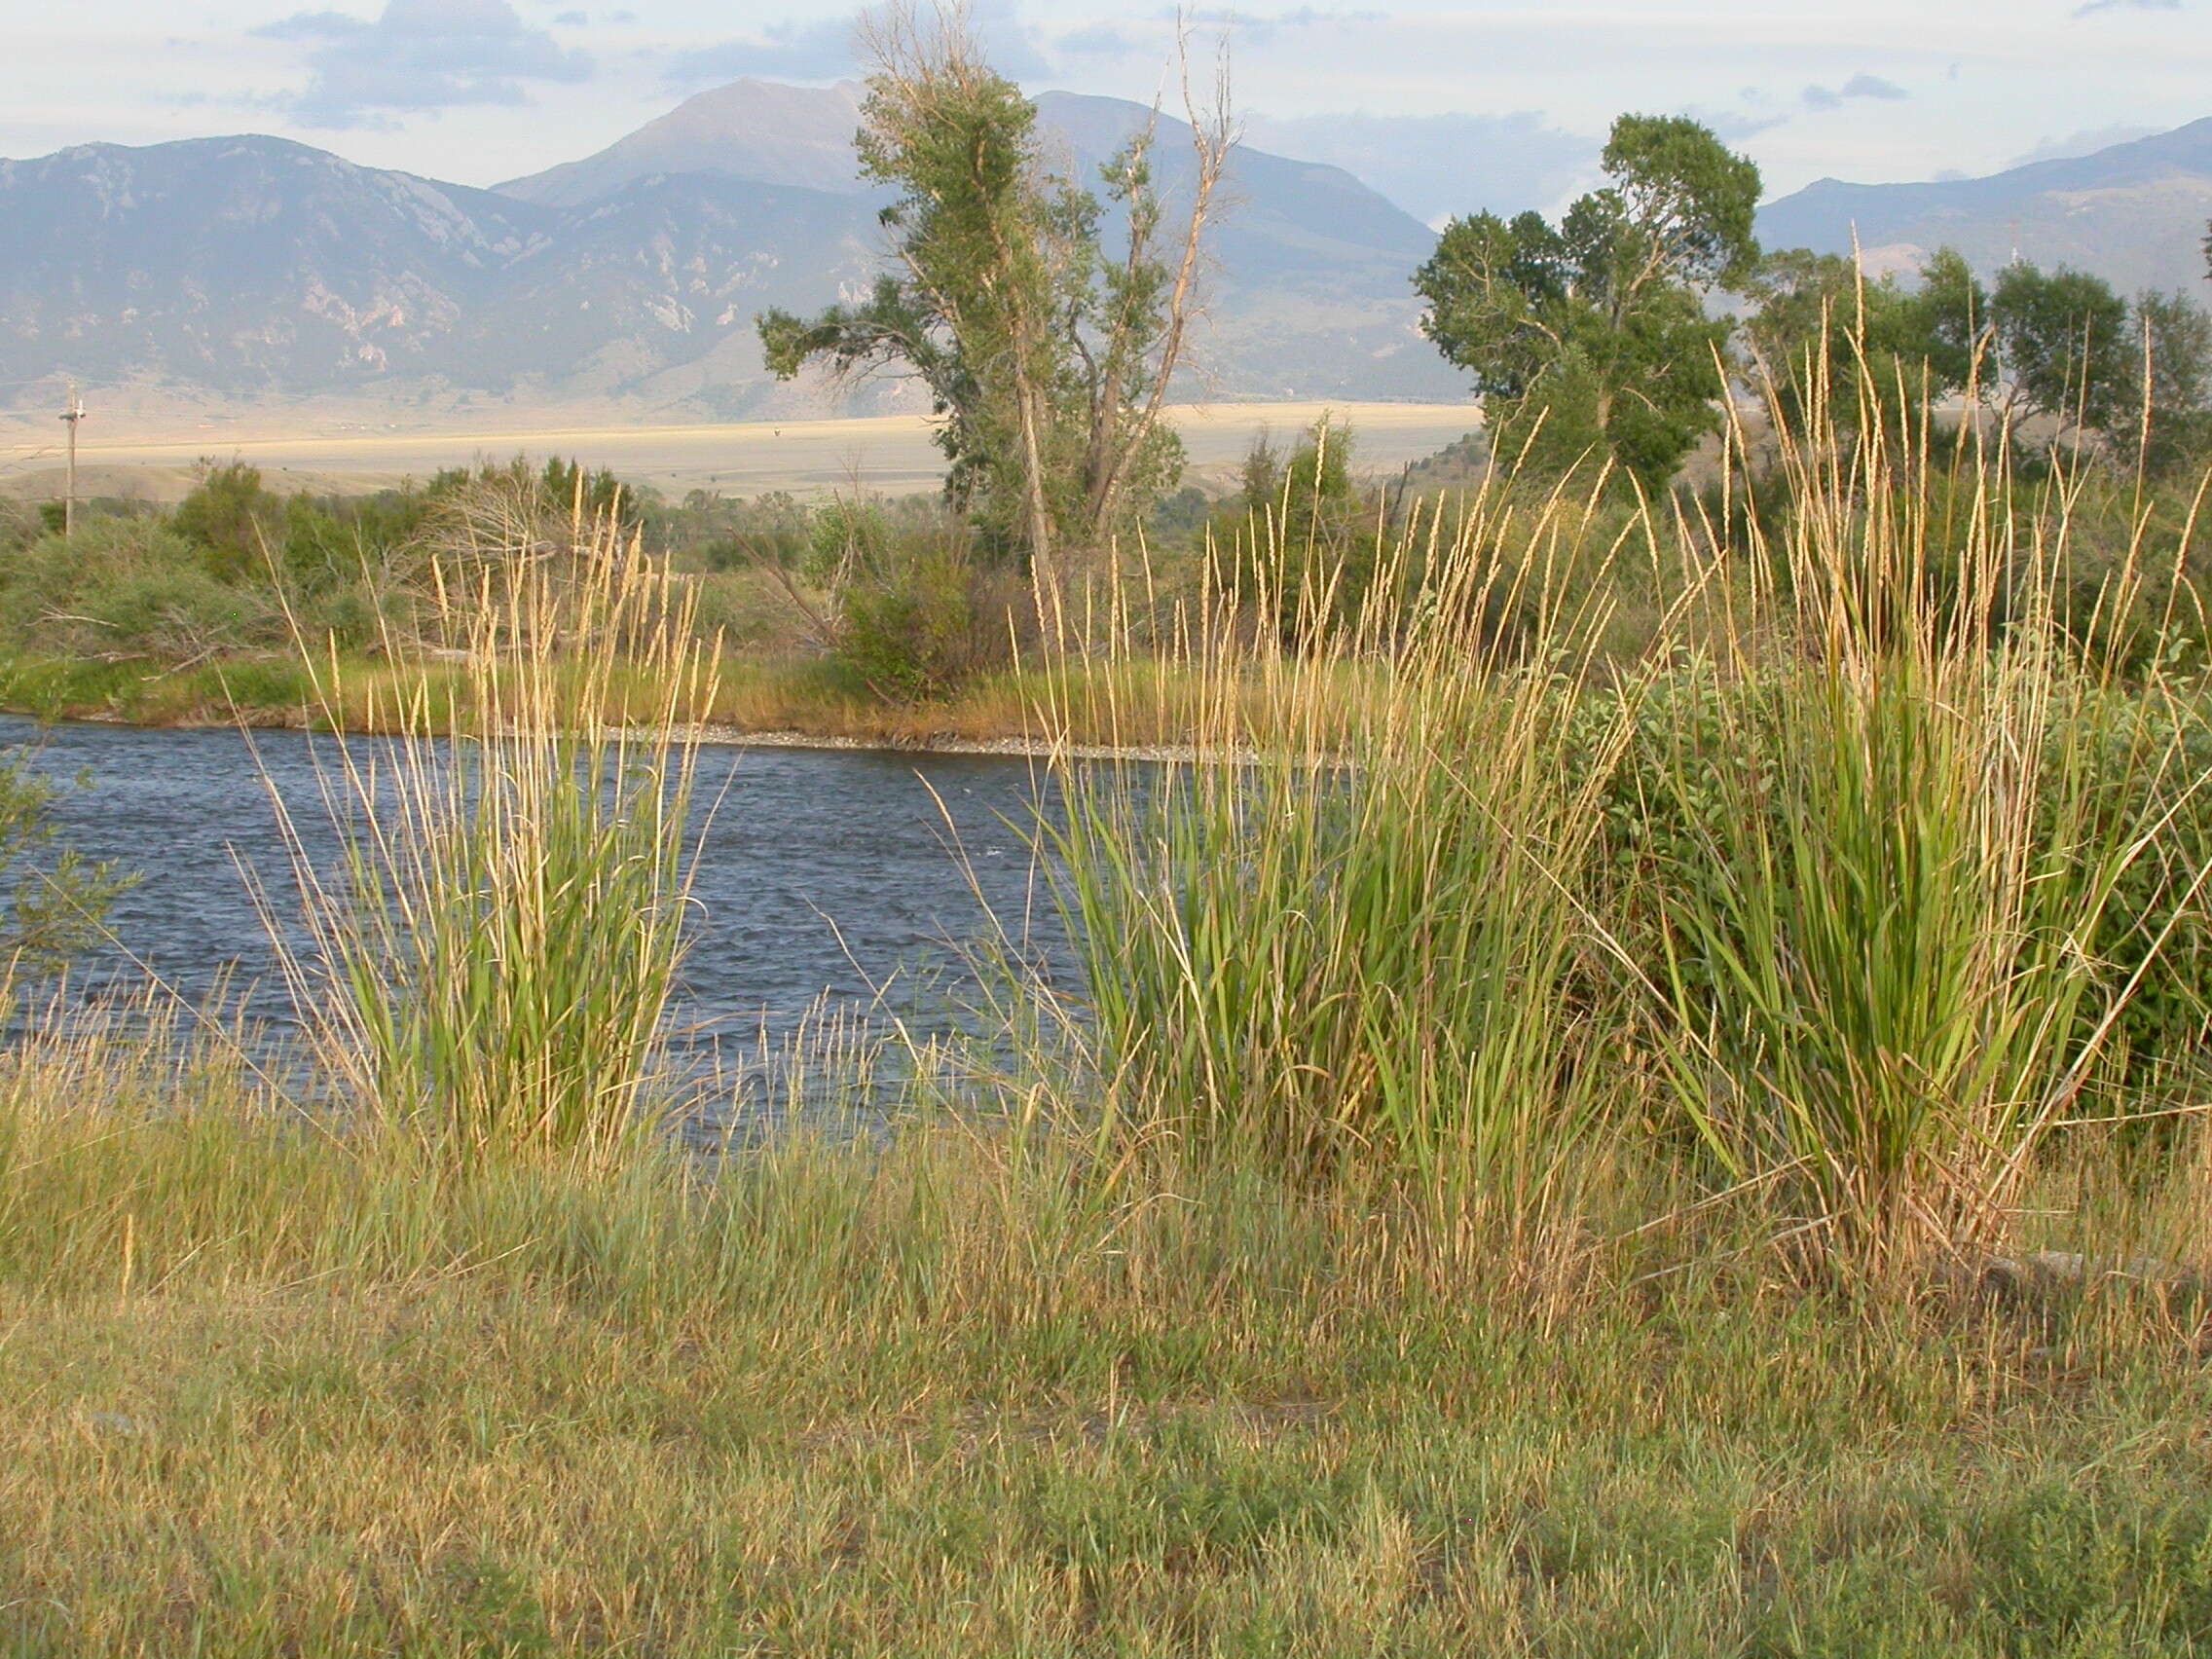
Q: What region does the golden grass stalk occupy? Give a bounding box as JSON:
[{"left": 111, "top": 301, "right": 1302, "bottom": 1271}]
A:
[
  {"left": 1641, "top": 354, "right": 2207, "bottom": 1268},
  {"left": 1032, "top": 452, "right": 1649, "bottom": 1218},
  {"left": 258, "top": 498, "right": 717, "bottom": 1164}
]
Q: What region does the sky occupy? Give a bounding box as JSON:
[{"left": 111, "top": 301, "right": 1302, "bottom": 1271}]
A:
[{"left": 0, "top": 0, "right": 2207, "bottom": 212}]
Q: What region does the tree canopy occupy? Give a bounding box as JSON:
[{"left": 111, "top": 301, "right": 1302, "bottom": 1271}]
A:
[
  {"left": 1742, "top": 247, "right": 1988, "bottom": 422},
  {"left": 2135, "top": 288, "right": 2212, "bottom": 472},
  {"left": 758, "top": 13, "right": 1226, "bottom": 587},
  {"left": 1989, "top": 264, "right": 2135, "bottom": 434},
  {"left": 1413, "top": 114, "right": 1762, "bottom": 490}
]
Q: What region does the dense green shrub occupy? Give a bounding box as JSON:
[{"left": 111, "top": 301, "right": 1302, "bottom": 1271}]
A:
[
  {"left": 172, "top": 461, "right": 285, "bottom": 581},
  {"left": 1572, "top": 665, "right": 2212, "bottom": 1098},
  {"left": 0, "top": 518, "right": 279, "bottom": 658},
  {"left": 835, "top": 535, "right": 1019, "bottom": 701},
  {"left": 687, "top": 569, "right": 796, "bottom": 650}
]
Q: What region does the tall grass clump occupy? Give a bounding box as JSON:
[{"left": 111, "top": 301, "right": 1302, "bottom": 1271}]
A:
[
  {"left": 264, "top": 504, "right": 715, "bottom": 1164},
  {"left": 1040, "top": 474, "right": 1645, "bottom": 1215},
  {"left": 1639, "top": 373, "right": 2205, "bottom": 1267},
  {"left": 1040, "top": 355, "right": 2212, "bottom": 1272}
]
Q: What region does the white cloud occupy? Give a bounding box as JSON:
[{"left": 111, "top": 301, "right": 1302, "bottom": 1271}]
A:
[
  {"left": 255, "top": 0, "right": 592, "bottom": 128},
  {"left": 2, "top": 0, "right": 2210, "bottom": 195},
  {"left": 666, "top": 0, "right": 1051, "bottom": 86},
  {"left": 2008, "top": 122, "right": 2161, "bottom": 165},
  {"left": 1801, "top": 71, "right": 1908, "bottom": 111}
]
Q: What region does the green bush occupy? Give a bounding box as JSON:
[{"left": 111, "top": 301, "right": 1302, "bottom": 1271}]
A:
[
  {"left": 0, "top": 518, "right": 278, "bottom": 659},
  {"left": 172, "top": 461, "right": 284, "bottom": 582},
  {"left": 1573, "top": 665, "right": 2212, "bottom": 1108},
  {"left": 75, "top": 564, "right": 276, "bottom": 657},
  {"left": 834, "top": 534, "right": 1018, "bottom": 702},
  {"left": 0, "top": 745, "right": 136, "bottom": 975},
  {"left": 688, "top": 569, "right": 794, "bottom": 650},
  {"left": 293, "top": 579, "right": 409, "bottom": 654}
]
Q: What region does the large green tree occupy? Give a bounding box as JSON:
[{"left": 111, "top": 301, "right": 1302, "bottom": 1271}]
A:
[
  {"left": 2134, "top": 288, "right": 2212, "bottom": 473},
  {"left": 1413, "top": 114, "right": 1762, "bottom": 490},
  {"left": 1744, "top": 246, "right": 2212, "bottom": 472},
  {"left": 1989, "top": 264, "right": 2133, "bottom": 436},
  {"left": 1741, "top": 246, "right": 1991, "bottom": 440},
  {"left": 757, "top": 14, "right": 1227, "bottom": 589}
]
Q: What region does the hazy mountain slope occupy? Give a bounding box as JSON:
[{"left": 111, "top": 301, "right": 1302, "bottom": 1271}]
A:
[
  {"left": 499, "top": 80, "right": 871, "bottom": 206},
  {"left": 494, "top": 79, "right": 1463, "bottom": 402},
  {"left": 1757, "top": 119, "right": 2212, "bottom": 296},
  {"left": 0, "top": 78, "right": 1469, "bottom": 415},
  {"left": 1028, "top": 92, "right": 1434, "bottom": 280},
  {"left": 480, "top": 172, "right": 883, "bottom": 411},
  {"left": 0, "top": 135, "right": 557, "bottom": 392},
  {"left": 1236, "top": 111, "right": 1595, "bottom": 228},
  {"left": 0, "top": 136, "right": 891, "bottom": 408}
]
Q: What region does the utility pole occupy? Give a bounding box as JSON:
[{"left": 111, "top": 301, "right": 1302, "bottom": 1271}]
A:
[{"left": 58, "top": 386, "right": 84, "bottom": 538}]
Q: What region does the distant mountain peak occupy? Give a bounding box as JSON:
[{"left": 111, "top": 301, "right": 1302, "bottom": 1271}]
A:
[
  {"left": 1758, "top": 118, "right": 2212, "bottom": 297},
  {"left": 498, "top": 79, "right": 869, "bottom": 207},
  {"left": 0, "top": 92, "right": 1464, "bottom": 416}
]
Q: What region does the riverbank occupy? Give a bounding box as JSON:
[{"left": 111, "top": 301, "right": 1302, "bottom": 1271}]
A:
[
  {"left": 0, "top": 648, "right": 1271, "bottom": 759},
  {"left": 0, "top": 649, "right": 1141, "bottom": 752},
  {"left": 4, "top": 1037, "right": 2209, "bottom": 1655}
]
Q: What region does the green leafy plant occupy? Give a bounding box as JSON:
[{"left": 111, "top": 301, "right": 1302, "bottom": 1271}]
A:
[
  {"left": 1044, "top": 486, "right": 1633, "bottom": 1210},
  {"left": 1638, "top": 396, "right": 2195, "bottom": 1267},
  {"left": 0, "top": 745, "right": 136, "bottom": 976}
]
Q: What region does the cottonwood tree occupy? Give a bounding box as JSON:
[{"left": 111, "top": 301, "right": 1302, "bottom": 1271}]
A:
[
  {"left": 1989, "top": 263, "right": 2134, "bottom": 437},
  {"left": 1748, "top": 248, "right": 2211, "bottom": 472},
  {"left": 757, "top": 7, "right": 1231, "bottom": 597},
  {"left": 2134, "top": 288, "right": 2212, "bottom": 473},
  {"left": 1742, "top": 246, "right": 1988, "bottom": 431},
  {"left": 1413, "top": 114, "right": 1762, "bottom": 490}
]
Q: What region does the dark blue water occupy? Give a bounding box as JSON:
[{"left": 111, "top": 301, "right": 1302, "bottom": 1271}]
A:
[{"left": 3, "top": 717, "right": 1076, "bottom": 1088}]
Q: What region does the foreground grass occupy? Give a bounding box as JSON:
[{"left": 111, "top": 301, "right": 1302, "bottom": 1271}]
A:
[{"left": 4, "top": 1042, "right": 2212, "bottom": 1656}]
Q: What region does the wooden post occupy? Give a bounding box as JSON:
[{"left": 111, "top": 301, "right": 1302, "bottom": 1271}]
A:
[{"left": 58, "top": 386, "right": 84, "bottom": 538}]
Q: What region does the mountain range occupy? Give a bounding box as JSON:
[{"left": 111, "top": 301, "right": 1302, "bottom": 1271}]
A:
[
  {"left": 1756, "top": 120, "right": 2212, "bottom": 298},
  {"left": 0, "top": 81, "right": 1462, "bottom": 420},
  {"left": 4, "top": 85, "right": 2210, "bottom": 424}
]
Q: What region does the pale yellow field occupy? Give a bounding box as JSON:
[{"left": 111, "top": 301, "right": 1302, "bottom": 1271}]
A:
[{"left": 0, "top": 401, "right": 1478, "bottom": 504}]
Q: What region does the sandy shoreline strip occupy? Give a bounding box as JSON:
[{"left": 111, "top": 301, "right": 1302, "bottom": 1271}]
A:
[
  {"left": 0, "top": 701, "right": 1198, "bottom": 764},
  {"left": 674, "top": 724, "right": 1198, "bottom": 764}
]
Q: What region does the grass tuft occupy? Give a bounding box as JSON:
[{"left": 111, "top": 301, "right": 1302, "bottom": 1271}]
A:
[{"left": 259, "top": 507, "right": 716, "bottom": 1164}]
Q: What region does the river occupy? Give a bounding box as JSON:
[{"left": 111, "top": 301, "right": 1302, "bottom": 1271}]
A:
[{"left": 5, "top": 717, "right": 1080, "bottom": 1112}]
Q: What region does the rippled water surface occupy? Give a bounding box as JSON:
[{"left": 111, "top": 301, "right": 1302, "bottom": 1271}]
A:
[{"left": 7, "top": 717, "right": 1076, "bottom": 1070}]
